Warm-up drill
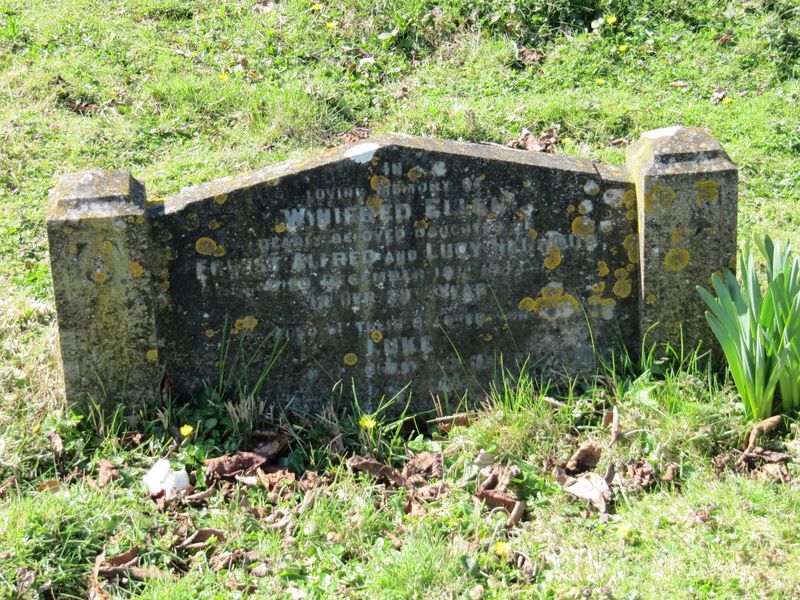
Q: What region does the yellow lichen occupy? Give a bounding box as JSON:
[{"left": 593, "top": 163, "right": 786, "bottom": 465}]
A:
[
  {"left": 695, "top": 179, "right": 718, "bottom": 205},
  {"left": 370, "top": 330, "right": 383, "bottom": 343},
  {"left": 671, "top": 228, "right": 683, "bottom": 244},
  {"left": 209, "top": 219, "right": 221, "bottom": 230},
  {"left": 572, "top": 216, "right": 596, "bottom": 239},
  {"left": 92, "top": 271, "right": 108, "bottom": 284},
  {"left": 407, "top": 168, "right": 424, "bottom": 182},
  {"left": 646, "top": 293, "right": 657, "bottom": 304},
  {"left": 99, "top": 240, "right": 113, "bottom": 254},
  {"left": 213, "top": 246, "right": 226, "bottom": 258},
  {"left": 146, "top": 196, "right": 166, "bottom": 207},
  {"left": 531, "top": 284, "right": 579, "bottom": 321},
  {"left": 234, "top": 315, "right": 258, "bottom": 331},
  {"left": 483, "top": 333, "right": 493, "bottom": 341},
  {"left": 625, "top": 209, "right": 637, "bottom": 221},
  {"left": 413, "top": 219, "right": 430, "bottom": 230},
  {"left": 591, "top": 281, "right": 606, "bottom": 293},
  {"left": 623, "top": 233, "right": 639, "bottom": 264},
  {"left": 597, "top": 261, "right": 610, "bottom": 277},
  {"left": 566, "top": 205, "right": 575, "bottom": 214},
  {"left": 213, "top": 193, "right": 227, "bottom": 205},
  {"left": 366, "top": 196, "right": 383, "bottom": 215},
  {"left": 146, "top": 348, "right": 159, "bottom": 362},
  {"left": 544, "top": 244, "right": 561, "bottom": 269},
  {"left": 195, "top": 237, "right": 218, "bottom": 255},
  {"left": 588, "top": 294, "right": 616, "bottom": 319},
  {"left": 612, "top": 279, "right": 632, "bottom": 299},
  {"left": 518, "top": 296, "right": 535, "bottom": 311},
  {"left": 130, "top": 261, "right": 145, "bottom": 278},
  {"left": 664, "top": 247, "right": 690, "bottom": 272},
  {"left": 622, "top": 189, "right": 637, "bottom": 210},
  {"left": 274, "top": 222, "right": 287, "bottom": 234},
  {"left": 344, "top": 352, "right": 358, "bottom": 366},
  {"left": 644, "top": 181, "right": 676, "bottom": 214},
  {"left": 161, "top": 281, "right": 171, "bottom": 290},
  {"left": 527, "top": 228, "right": 538, "bottom": 240},
  {"left": 205, "top": 329, "right": 216, "bottom": 338},
  {"left": 370, "top": 175, "right": 390, "bottom": 192},
  {"left": 600, "top": 221, "right": 613, "bottom": 233}
]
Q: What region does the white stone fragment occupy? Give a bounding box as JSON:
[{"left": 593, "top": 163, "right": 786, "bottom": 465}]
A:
[
  {"left": 344, "top": 142, "right": 380, "bottom": 164},
  {"left": 143, "top": 458, "right": 190, "bottom": 500}
]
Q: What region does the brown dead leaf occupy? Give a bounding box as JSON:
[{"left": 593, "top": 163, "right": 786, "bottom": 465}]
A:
[
  {"left": 15, "top": 567, "right": 36, "bottom": 595},
  {"left": 97, "top": 459, "right": 119, "bottom": 488},
  {"left": 38, "top": 479, "right": 60, "bottom": 492},
  {"left": 717, "top": 28, "right": 734, "bottom": 46},
  {"left": 611, "top": 460, "right": 656, "bottom": 492},
  {"left": 402, "top": 452, "right": 443, "bottom": 485},
  {"left": 475, "top": 488, "right": 518, "bottom": 512},
  {"left": 0, "top": 476, "right": 15, "bottom": 498},
  {"left": 249, "top": 429, "right": 289, "bottom": 460},
  {"left": 205, "top": 452, "right": 267, "bottom": 479},
  {"left": 254, "top": 1, "right": 276, "bottom": 12},
  {"left": 507, "top": 500, "right": 526, "bottom": 527},
  {"left": 758, "top": 462, "right": 792, "bottom": 483},
  {"left": 257, "top": 467, "right": 296, "bottom": 495},
  {"left": 743, "top": 415, "right": 783, "bottom": 452},
  {"left": 507, "top": 127, "right": 560, "bottom": 153},
  {"left": 711, "top": 85, "right": 728, "bottom": 104},
  {"left": 610, "top": 406, "right": 620, "bottom": 446},
  {"left": 661, "top": 462, "right": 680, "bottom": 483},
  {"left": 511, "top": 550, "right": 538, "bottom": 581},
  {"left": 610, "top": 137, "right": 628, "bottom": 148},
  {"left": 106, "top": 547, "right": 139, "bottom": 568},
  {"left": 340, "top": 127, "right": 370, "bottom": 144},
  {"left": 566, "top": 441, "right": 602, "bottom": 474},
  {"left": 298, "top": 470, "right": 332, "bottom": 492},
  {"left": 404, "top": 495, "right": 428, "bottom": 517},
  {"left": 176, "top": 528, "right": 226, "bottom": 552},
  {"left": 518, "top": 47, "right": 545, "bottom": 64},
  {"left": 209, "top": 548, "right": 250, "bottom": 572},
  {"left": 434, "top": 412, "right": 471, "bottom": 434},
  {"left": 346, "top": 455, "right": 405, "bottom": 486},
  {"left": 181, "top": 485, "right": 215, "bottom": 506},
  {"left": 391, "top": 87, "right": 409, "bottom": 100},
  {"left": 555, "top": 468, "right": 613, "bottom": 514},
  {"left": 93, "top": 548, "right": 169, "bottom": 583}
]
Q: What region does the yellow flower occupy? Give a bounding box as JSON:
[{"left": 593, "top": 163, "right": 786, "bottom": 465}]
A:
[
  {"left": 493, "top": 541, "right": 510, "bottom": 557},
  {"left": 721, "top": 96, "right": 732, "bottom": 104},
  {"left": 326, "top": 20, "right": 337, "bottom": 29},
  {"left": 180, "top": 424, "right": 194, "bottom": 437},
  {"left": 311, "top": 2, "right": 322, "bottom": 9},
  {"left": 595, "top": 78, "right": 606, "bottom": 85},
  {"left": 359, "top": 415, "right": 377, "bottom": 431},
  {"left": 618, "top": 44, "right": 629, "bottom": 52},
  {"left": 604, "top": 14, "right": 618, "bottom": 25},
  {"left": 219, "top": 73, "right": 230, "bottom": 82}
]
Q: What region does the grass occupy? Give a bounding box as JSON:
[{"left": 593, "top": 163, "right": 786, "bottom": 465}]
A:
[{"left": 2, "top": 0, "right": 800, "bottom": 597}]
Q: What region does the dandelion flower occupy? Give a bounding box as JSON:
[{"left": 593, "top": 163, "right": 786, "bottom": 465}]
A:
[
  {"left": 604, "top": 14, "right": 618, "bottom": 25},
  {"left": 359, "top": 415, "right": 377, "bottom": 430},
  {"left": 180, "top": 424, "right": 194, "bottom": 437},
  {"left": 311, "top": 2, "right": 322, "bottom": 9},
  {"left": 219, "top": 73, "right": 230, "bottom": 82},
  {"left": 493, "top": 541, "right": 510, "bottom": 557},
  {"left": 326, "top": 20, "right": 337, "bottom": 29},
  {"left": 595, "top": 78, "right": 606, "bottom": 85},
  {"left": 618, "top": 44, "right": 629, "bottom": 52}
]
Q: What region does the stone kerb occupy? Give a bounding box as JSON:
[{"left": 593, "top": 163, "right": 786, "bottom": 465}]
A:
[
  {"left": 626, "top": 126, "right": 737, "bottom": 352},
  {"left": 46, "top": 128, "right": 737, "bottom": 412},
  {"left": 47, "top": 170, "right": 161, "bottom": 410}
]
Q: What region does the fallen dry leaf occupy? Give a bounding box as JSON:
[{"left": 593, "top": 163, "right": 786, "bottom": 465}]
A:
[
  {"left": 254, "top": 1, "right": 276, "bottom": 12},
  {"left": 97, "top": 459, "right": 120, "bottom": 488},
  {"left": 15, "top": 567, "right": 36, "bottom": 595},
  {"left": 555, "top": 468, "right": 613, "bottom": 514},
  {"left": 610, "top": 406, "right": 620, "bottom": 446},
  {"left": 711, "top": 85, "right": 728, "bottom": 104},
  {"left": 0, "top": 476, "right": 15, "bottom": 498},
  {"left": 475, "top": 488, "right": 518, "bottom": 512},
  {"left": 566, "top": 441, "right": 602, "bottom": 474},
  {"left": 93, "top": 548, "right": 169, "bottom": 583},
  {"left": 346, "top": 455, "right": 405, "bottom": 487},
  {"left": 434, "top": 412, "right": 471, "bottom": 434},
  {"left": 518, "top": 47, "right": 545, "bottom": 64},
  {"left": 507, "top": 128, "right": 560, "bottom": 153},
  {"left": 611, "top": 460, "right": 656, "bottom": 492},
  {"left": 402, "top": 452, "right": 443, "bottom": 485},
  {"left": 38, "top": 479, "right": 60, "bottom": 493},
  {"left": 661, "top": 462, "right": 680, "bottom": 483},
  {"left": 181, "top": 485, "right": 215, "bottom": 506},
  {"left": 391, "top": 87, "right": 409, "bottom": 100},
  {"left": 176, "top": 528, "right": 226, "bottom": 552},
  {"left": 717, "top": 28, "right": 734, "bottom": 46},
  {"left": 248, "top": 429, "right": 289, "bottom": 460},
  {"left": 205, "top": 452, "right": 267, "bottom": 479},
  {"left": 340, "top": 127, "right": 370, "bottom": 144},
  {"left": 743, "top": 415, "right": 783, "bottom": 453}
]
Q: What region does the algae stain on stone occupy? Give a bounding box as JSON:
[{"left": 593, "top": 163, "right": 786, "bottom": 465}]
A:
[{"left": 695, "top": 179, "right": 719, "bottom": 205}]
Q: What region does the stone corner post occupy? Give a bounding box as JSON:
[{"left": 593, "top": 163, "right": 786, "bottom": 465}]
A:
[
  {"left": 46, "top": 170, "right": 161, "bottom": 412},
  {"left": 626, "top": 126, "right": 738, "bottom": 356}
]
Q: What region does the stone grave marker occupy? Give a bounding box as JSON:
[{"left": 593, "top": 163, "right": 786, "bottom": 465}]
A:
[{"left": 47, "top": 126, "right": 737, "bottom": 412}]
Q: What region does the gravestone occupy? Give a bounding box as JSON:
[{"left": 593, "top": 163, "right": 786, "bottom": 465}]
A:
[{"left": 47, "top": 127, "right": 737, "bottom": 412}]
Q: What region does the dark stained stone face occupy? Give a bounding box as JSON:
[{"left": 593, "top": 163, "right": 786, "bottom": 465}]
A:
[{"left": 155, "top": 136, "right": 639, "bottom": 410}]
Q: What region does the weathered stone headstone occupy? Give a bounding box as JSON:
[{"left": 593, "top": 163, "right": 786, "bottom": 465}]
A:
[{"left": 47, "top": 127, "right": 737, "bottom": 413}]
